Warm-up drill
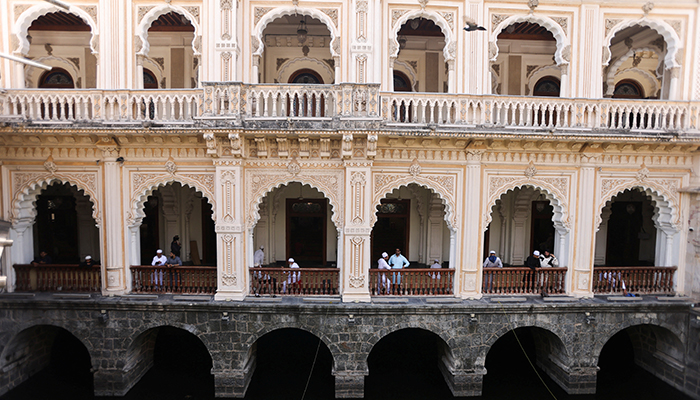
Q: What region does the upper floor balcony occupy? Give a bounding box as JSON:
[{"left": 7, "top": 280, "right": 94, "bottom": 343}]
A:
[{"left": 1, "top": 84, "right": 698, "bottom": 138}]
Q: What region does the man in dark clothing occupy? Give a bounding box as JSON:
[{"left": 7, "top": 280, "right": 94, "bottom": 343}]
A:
[
  {"left": 79, "top": 255, "right": 97, "bottom": 268},
  {"left": 524, "top": 250, "right": 541, "bottom": 293},
  {"left": 171, "top": 235, "right": 181, "bottom": 257},
  {"left": 31, "top": 251, "right": 52, "bottom": 266}
]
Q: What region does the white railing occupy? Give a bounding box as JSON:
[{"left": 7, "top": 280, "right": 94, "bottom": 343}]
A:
[{"left": 1, "top": 87, "right": 697, "bottom": 133}]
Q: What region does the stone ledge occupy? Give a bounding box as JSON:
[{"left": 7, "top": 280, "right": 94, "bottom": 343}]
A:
[
  {"left": 426, "top": 297, "right": 463, "bottom": 303},
  {"left": 607, "top": 296, "right": 644, "bottom": 301},
  {"left": 372, "top": 297, "right": 409, "bottom": 303},
  {"left": 543, "top": 296, "right": 579, "bottom": 303},
  {"left": 247, "top": 296, "right": 282, "bottom": 302},
  {"left": 655, "top": 296, "right": 693, "bottom": 302},
  {"left": 52, "top": 293, "right": 91, "bottom": 299},
  {"left": 489, "top": 297, "right": 528, "bottom": 303},
  {"left": 121, "top": 294, "right": 159, "bottom": 300},
  {"left": 303, "top": 297, "right": 341, "bottom": 303},
  {"left": 173, "top": 295, "right": 212, "bottom": 302},
  {"left": 0, "top": 292, "right": 35, "bottom": 299}
]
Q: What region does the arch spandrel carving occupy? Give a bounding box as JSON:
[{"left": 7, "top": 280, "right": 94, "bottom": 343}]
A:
[
  {"left": 14, "top": 4, "right": 99, "bottom": 56},
  {"left": 245, "top": 169, "right": 344, "bottom": 232},
  {"left": 485, "top": 175, "right": 570, "bottom": 234},
  {"left": 490, "top": 14, "right": 570, "bottom": 66},
  {"left": 371, "top": 173, "right": 458, "bottom": 231},
  {"left": 596, "top": 177, "right": 681, "bottom": 232},
  {"left": 11, "top": 171, "right": 101, "bottom": 228},
  {"left": 129, "top": 172, "right": 216, "bottom": 227}
]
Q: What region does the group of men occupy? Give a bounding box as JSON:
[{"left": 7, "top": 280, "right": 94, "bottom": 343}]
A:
[
  {"left": 483, "top": 249, "right": 559, "bottom": 296},
  {"left": 149, "top": 235, "right": 183, "bottom": 290},
  {"left": 376, "top": 248, "right": 443, "bottom": 294},
  {"left": 251, "top": 246, "right": 300, "bottom": 296}
]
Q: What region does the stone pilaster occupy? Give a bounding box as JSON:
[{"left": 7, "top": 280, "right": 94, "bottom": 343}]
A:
[
  {"left": 459, "top": 150, "right": 483, "bottom": 297},
  {"left": 334, "top": 370, "right": 367, "bottom": 398},
  {"left": 341, "top": 163, "right": 372, "bottom": 302},
  {"left": 214, "top": 160, "right": 246, "bottom": 301},
  {"left": 213, "top": 368, "right": 251, "bottom": 398},
  {"left": 98, "top": 137, "right": 125, "bottom": 294},
  {"left": 571, "top": 159, "right": 597, "bottom": 297}
]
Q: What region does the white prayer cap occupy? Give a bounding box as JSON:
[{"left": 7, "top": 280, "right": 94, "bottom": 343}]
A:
[
  {"left": 434, "top": 259, "right": 439, "bottom": 263},
  {"left": 381, "top": 252, "right": 388, "bottom": 258},
  {"left": 288, "top": 258, "right": 295, "bottom": 262},
  {"left": 533, "top": 250, "right": 540, "bottom": 256},
  {"left": 85, "top": 255, "right": 91, "bottom": 260},
  {"left": 489, "top": 250, "right": 496, "bottom": 254},
  {"left": 157, "top": 249, "right": 163, "bottom": 253},
  {"left": 260, "top": 245, "right": 264, "bottom": 249}
]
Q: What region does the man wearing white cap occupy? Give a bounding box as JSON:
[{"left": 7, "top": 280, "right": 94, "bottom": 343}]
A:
[
  {"left": 151, "top": 249, "right": 167, "bottom": 290},
  {"left": 377, "top": 252, "right": 391, "bottom": 294},
  {"left": 282, "top": 258, "right": 300, "bottom": 294},
  {"left": 79, "top": 255, "right": 97, "bottom": 268},
  {"left": 482, "top": 251, "right": 503, "bottom": 293}
]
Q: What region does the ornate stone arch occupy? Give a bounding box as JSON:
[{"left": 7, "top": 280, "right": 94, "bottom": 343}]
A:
[
  {"left": 252, "top": 7, "right": 340, "bottom": 58},
  {"left": 128, "top": 174, "right": 215, "bottom": 228},
  {"left": 605, "top": 46, "right": 662, "bottom": 96},
  {"left": 14, "top": 4, "right": 98, "bottom": 56},
  {"left": 390, "top": 10, "right": 455, "bottom": 62},
  {"left": 11, "top": 172, "right": 101, "bottom": 228},
  {"left": 484, "top": 177, "right": 570, "bottom": 234},
  {"left": 136, "top": 5, "right": 201, "bottom": 56},
  {"left": 371, "top": 174, "right": 457, "bottom": 232},
  {"left": 490, "top": 14, "right": 570, "bottom": 65},
  {"left": 245, "top": 169, "right": 344, "bottom": 233},
  {"left": 603, "top": 18, "right": 681, "bottom": 69},
  {"left": 596, "top": 180, "right": 680, "bottom": 234},
  {"left": 24, "top": 56, "right": 80, "bottom": 88}
]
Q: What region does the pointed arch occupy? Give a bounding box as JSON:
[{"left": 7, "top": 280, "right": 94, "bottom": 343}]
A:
[
  {"left": 12, "top": 173, "right": 101, "bottom": 228},
  {"left": 252, "top": 7, "right": 340, "bottom": 58},
  {"left": 129, "top": 174, "right": 216, "bottom": 228},
  {"left": 136, "top": 5, "right": 201, "bottom": 56},
  {"left": 245, "top": 170, "right": 344, "bottom": 233},
  {"left": 371, "top": 175, "right": 457, "bottom": 232},
  {"left": 596, "top": 182, "right": 679, "bottom": 234},
  {"left": 490, "top": 14, "right": 570, "bottom": 65},
  {"left": 390, "top": 10, "right": 455, "bottom": 62},
  {"left": 603, "top": 18, "right": 681, "bottom": 69},
  {"left": 13, "top": 4, "right": 98, "bottom": 56}
]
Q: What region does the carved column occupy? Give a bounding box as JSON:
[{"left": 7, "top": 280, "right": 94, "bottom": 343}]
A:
[
  {"left": 103, "top": 159, "right": 125, "bottom": 293},
  {"left": 427, "top": 193, "right": 444, "bottom": 263},
  {"left": 214, "top": 160, "right": 246, "bottom": 301},
  {"left": 342, "top": 164, "right": 372, "bottom": 302},
  {"left": 577, "top": 4, "right": 602, "bottom": 98},
  {"left": 459, "top": 150, "right": 482, "bottom": 297},
  {"left": 571, "top": 160, "right": 597, "bottom": 296}
]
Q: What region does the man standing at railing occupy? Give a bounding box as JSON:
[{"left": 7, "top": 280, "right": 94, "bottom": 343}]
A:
[
  {"left": 482, "top": 250, "right": 503, "bottom": 293},
  {"left": 151, "top": 249, "right": 167, "bottom": 291},
  {"left": 166, "top": 251, "right": 182, "bottom": 289},
  {"left": 31, "top": 251, "right": 52, "bottom": 266},
  {"left": 378, "top": 252, "right": 391, "bottom": 294},
  {"left": 538, "top": 249, "right": 559, "bottom": 297},
  {"left": 525, "top": 250, "right": 540, "bottom": 293},
  {"left": 388, "top": 248, "right": 409, "bottom": 292},
  {"left": 79, "top": 255, "right": 97, "bottom": 268},
  {"left": 282, "top": 258, "right": 300, "bottom": 294}
]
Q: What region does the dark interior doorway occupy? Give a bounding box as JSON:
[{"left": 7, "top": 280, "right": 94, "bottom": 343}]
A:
[
  {"left": 371, "top": 199, "right": 410, "bottom": 265},
  {"left": 530, "top": 201, "right": 555, "bottom": 254},
  {"left": 286, "top": 198, "right": 327, "bottom": 266},
  {"left": 606, "top": 201, "right": 644, "bottom": 266},
  {"left": 140, "top": 195, "right": 160, "bottom": 265},
  {"left": 201, "top": 198, "right": 217, "bottom": 265},
  {"left": 34, "top": 183, "right": 79, "bottom": 264}
]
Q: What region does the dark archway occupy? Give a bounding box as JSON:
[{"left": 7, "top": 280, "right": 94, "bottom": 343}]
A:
[
  {"left": 533, "top": 76, "right": 560, "bottom": 97},
  {"left": 613, "top": 79, "right": 645, "bottom": 99},
  {"left": 365, "top": 328, "right": 453, "bottom": 399},
  {"left": 245, "top": 328, "right": 334, "bottom": 399},
  {"left": 38, "top": 68, "right": 75, "bottom": 88},
  {"left": 289, "top": 68, "right": 324, "bottom": 84}
]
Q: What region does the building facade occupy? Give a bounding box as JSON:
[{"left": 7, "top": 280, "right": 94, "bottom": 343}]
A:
[{"left": 0, "top": 0, "right": 700, "bottom": 397}]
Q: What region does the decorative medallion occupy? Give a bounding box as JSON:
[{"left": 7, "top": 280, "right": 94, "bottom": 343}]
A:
[
  {"left": 222, "top": 273, "right": 237, "bottom": 286},
  {"left": 164, "top": 157, "right": 177, "bottom": 174},
  {"left": 349, "top": 275, "right": 365, "bottom": 288},
  {"left": 636, "top": 164, "right": 650, "bottom": 182},
  {"left": 408, "top": 159, "right": 422, "bottom": 177},
  {"left": 525, "top": 161, "right": 537, "bottom": 178},
  {"left": 642, "top": 2, "right": 654, "bottom": 16},
  {"left": 287, "top": 158, "right": 301, "bottom": 176},
  {"left": 43, "top": 156, "right": 57, "bottom": 174}
]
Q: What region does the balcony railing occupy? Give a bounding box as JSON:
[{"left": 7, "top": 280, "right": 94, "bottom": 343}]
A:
[
  {"left": 481, "top": 267, "right": 567, "bottom": 295},
  {"left": 592, "top": 266, "right": 676, "bottom": 295},
  {"left": 130, "top": 265, "right": 217, "bottom": 294},
  {"left": 249, "top": 267, "right": 339, "bottom": 296},
  {"left": 2, "top": 86, "right": 696, "bottom": 134},
  {"left": 369, "top": 268, "right": 455, "bottom": 296},
  {"left": 13, "top": 264, "right": 101, "bottom": 292}
]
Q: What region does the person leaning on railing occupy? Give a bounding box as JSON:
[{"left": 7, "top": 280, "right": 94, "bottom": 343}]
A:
[
  {"left": 166, "top": 251, "right": 182, "bottom": 288},
  {"left": 31, "top": 250, "right": 52, "bottom": 266},
  {"left": 79, "top": 255, "right": 97, "bottom": 268},
  {"left": 538, "top": 250, "right": 559, "bottom": 297},
  {"left": 482, "top": 250, "right": 503, "bottom": 293}
]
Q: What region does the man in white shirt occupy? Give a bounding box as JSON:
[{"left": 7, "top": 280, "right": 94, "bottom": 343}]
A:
[
  {"left": 151, "top": 249, "right": 167, "bottom": 290},
  {"left": 283, "top": 258, "right": 300, "bottom": 293},
  {"left": 377, "top": 252, "right": 391, "bottom": 294},
  {"left": 388, "top": 248, "right": 409, "bottom": 290}
]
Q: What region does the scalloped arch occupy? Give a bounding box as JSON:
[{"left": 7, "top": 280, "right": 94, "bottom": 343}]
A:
[
  {"left": 24, "top": 56, "right": 80, "bottom": 88},
  {"left": 390, "top": 10, "right": 454, "bottom": 62},
  {"left": 248, "top": 179, "right": 342, "bottom": 233},
  {"left": 136, "top": 5, "right": 200, "bottom": 56},
  {"left": 12, "top": 174, "right": 101, "bottom": 228},
  {"left": 485, "top": 180, "right": 569, "bottom": 234},
  {"left": 606, "top": 46, "right": 662, "bottom": 96},
  {"left": 603, "top": 18, "right": 681, "bottom": 69},
  {"left": 527, "top": 65, "right": 562, "bottom": 96},
  {"left": 370, "top": 177, "right": 457, "bottom": 232},
  {"left": 130, "top": 176, "right": 215, "bottom": 227},
  {"left": 14, "top": 4, "right": 98, "bottom": 56},
  {"left": 595, "top": 183, "right": 679, "bottom": 233},
  {"left": 491, "top": 14, "right": 569, "bottom": 65},
  {"left": 253, "top": 7, "right": 339, "bottom": 58}
]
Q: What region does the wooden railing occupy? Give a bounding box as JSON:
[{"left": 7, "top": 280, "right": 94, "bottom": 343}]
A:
[
  {"left": 130, "top": 265, "right": 217, "bottom": 294},
  {"left": 593, "top": 266, "right": 676, "bottom": 295},
  {"left": 369, "top": 268, "right": 455, "bottom": 296},
  {"left": 249, "top": 267, "right": 339, "bottom": 296},
  {"left": 13, "top": 264, "right": 101, "bottom": 292},
  {"left": 481, "top": 267, "right": 567, "bottom": 295}
]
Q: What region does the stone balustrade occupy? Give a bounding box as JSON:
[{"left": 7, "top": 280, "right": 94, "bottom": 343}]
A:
[{"left": 2, "top": 85, "right": 697, "bottom": 135}]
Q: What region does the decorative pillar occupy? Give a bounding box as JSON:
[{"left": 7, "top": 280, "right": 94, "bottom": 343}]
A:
[
  {"left": 668, "top": 67, "right": 681, "bottom": 100},
  {"left": 570, "top": 159, "right": 597, "bottom": 297},
  {"left": 459, "top": 149, "right": 482, "bottom": 297},
  {"left": 102, "top": 159, "right": 125, "bottom": 293},
  {"left": 427, "top": 193, "right": 444, "bottom": 263},
  {"left": 577, "top": 4, "right": 602, "bottom": 98},
  {"left": 341, "top": 163, "right": 372, "bottom": 302},
  {"left": 214, "top": 160, "right": 246, "bottom": 301}
]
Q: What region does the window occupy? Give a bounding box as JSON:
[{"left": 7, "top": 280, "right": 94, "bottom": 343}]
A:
[
  {"left": 288, "top": 69, "right": 323, "bottom": 84},
  {"left": 393, "top": 71, "right": 412, "bottom": 92},
  {"left": 533, "top": 77, "right": 560, "bottom": 97},
  {"left": 143, "top": 69, "right": 158, "bottom": 89},
  {"left": 39, "top": 68, "right": 74, "bottom": 88},
  {"left": 613, "top": 80, "right": 644, "bottom": 99}
]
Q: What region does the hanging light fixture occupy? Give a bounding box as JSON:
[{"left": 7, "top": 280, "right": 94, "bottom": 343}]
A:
[
  {"left": 297, "top": 17, "right": 308, "bottom": 44},
  {"left": 398, "top": 35, "right": 407, "bottom": 50}
]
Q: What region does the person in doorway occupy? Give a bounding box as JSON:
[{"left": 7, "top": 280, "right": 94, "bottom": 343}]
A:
[
  {"left": 166, "top": 251, "right": 182, "bottom": 289},
  {"left": 482, "top": 250, "right": 503, "bottom": 293},
  {"left": 282, "top": 258, "right": 300, "bottom": 294},
  {"left": 31, "top": 251, "right": 52, "bottom": 266},
  {"left": 151, "top": 249, "right": 167, "bottom": 291},
  {"left": 171, "top": 235, "right": 181, "bottom": 257},
  {"left": 377, "top": 252, "right": 391, "bottom": 294},
  {"left": 538, "top": 250, "right": 558, "bottom": 297},
  {"left": 79, "top": 255, "right": 97, "bottom": 268},
  {"left": 524, "top": 250, "right": 541, "bottom": 293},
  {"left": 388, "top": 248, "right": 409, "bottom": 293}
]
